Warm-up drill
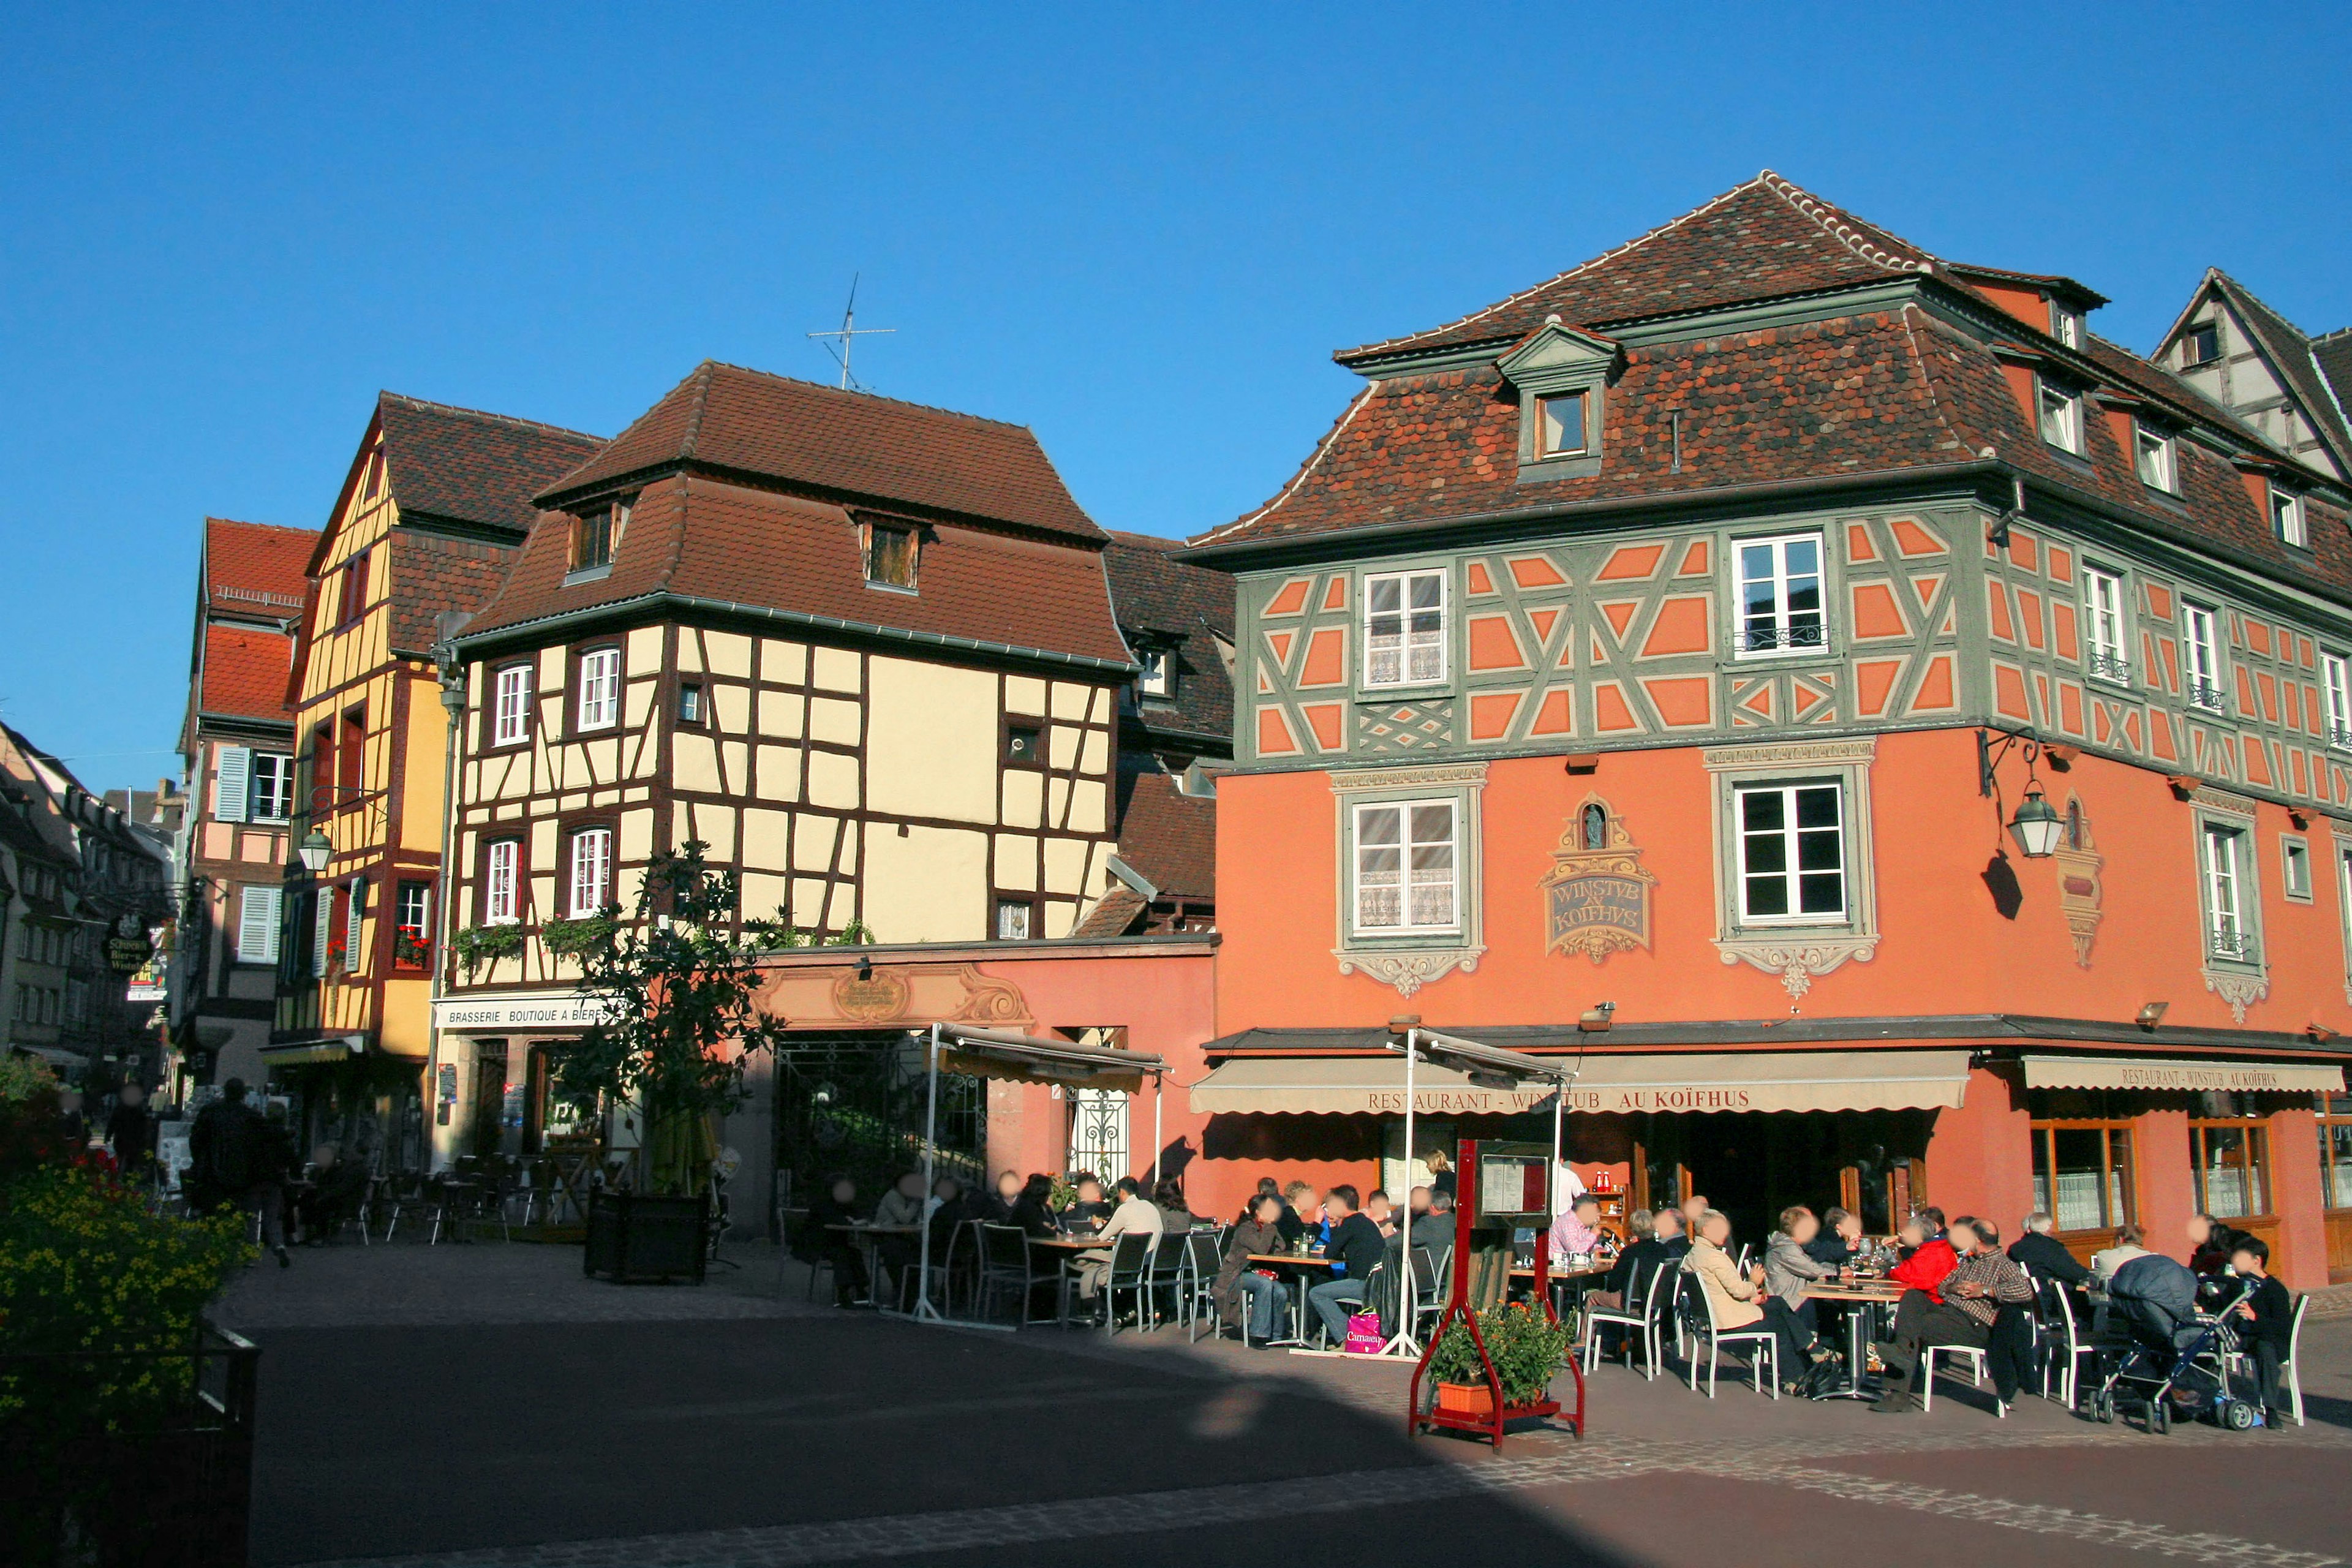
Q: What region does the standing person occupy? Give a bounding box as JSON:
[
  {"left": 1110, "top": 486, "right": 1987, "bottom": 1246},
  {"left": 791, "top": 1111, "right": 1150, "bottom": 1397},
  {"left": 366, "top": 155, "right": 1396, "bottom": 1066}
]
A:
[
  {"left": 188, "top": 1077, "right": 259, "bottom": 1218},
  {"left": 1552, "top": 1157, "right": 1588, "bottom": 1215},
  {"left": 2227, "top": 1238, "right": 2296, "bottom": 1430},
  {"left": 248, "top": 1103, "right": 299, "bottom": 1268},
  {"left": 1423, "top": 1150, "right": 1456, "bottom": 1205},
  {"left": 106, "top": 1082, "right": 157, "bottom": 1180},
  {"left": 1215, "top": 1193, "right": 1289, "bottom": 1344},
  {"left": 1306, "top": 1186, "right": 1384, "bottom": 1345}
]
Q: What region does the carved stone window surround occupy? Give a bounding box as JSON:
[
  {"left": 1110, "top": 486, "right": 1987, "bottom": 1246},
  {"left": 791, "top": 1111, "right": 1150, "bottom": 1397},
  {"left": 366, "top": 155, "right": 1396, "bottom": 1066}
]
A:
[
  {"left": 1703, "top": 737, "right": 1879, "bottom": 998},
  {"left": 1329, "top": 761, "right": 1487, "bottom": 997}
]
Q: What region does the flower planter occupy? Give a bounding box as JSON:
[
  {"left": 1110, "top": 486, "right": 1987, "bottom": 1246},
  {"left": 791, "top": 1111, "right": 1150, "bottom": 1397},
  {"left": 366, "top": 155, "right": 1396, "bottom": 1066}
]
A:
[
  {"left": 1435, "top": 1381, "right": 1496, "bottom": 1420},
  {"left": 582, "top": 1189, "right": 708, "bottom": 1284}
]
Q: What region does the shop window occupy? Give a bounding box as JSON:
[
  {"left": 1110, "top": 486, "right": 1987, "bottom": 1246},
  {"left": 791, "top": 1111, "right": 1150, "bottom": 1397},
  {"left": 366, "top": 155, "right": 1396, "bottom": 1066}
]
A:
[
  {"left": 493, "top": 664, "right": 533, "bottom": 746},
  {"left": 2180, "top": 603, "right": 2224, "bottom": 713},
  {"left": 2082, "top": 566, "right": 2130, "bottom": 685},
  {"left": 1734, "top": 533, "right": 1825, "bottom": 657},
  {"left": 2321, "top": 1099, "right": 2352, "bottom": 1212},
  {"left": 1362, "top": 569, "right": 1447, "bottom": 688},
  {"left": 1351, "top": 797, "right": 1459, "bottom": 935},
  {"left": 2030, "top": 1121, "right": 2134, "bottom": 1234},
  {"left": 575, "top": 647, "right": 621, "bottom": 731},
  {"left": 2190, "top": 1120, "right": 2271, "bottom": 1219}
]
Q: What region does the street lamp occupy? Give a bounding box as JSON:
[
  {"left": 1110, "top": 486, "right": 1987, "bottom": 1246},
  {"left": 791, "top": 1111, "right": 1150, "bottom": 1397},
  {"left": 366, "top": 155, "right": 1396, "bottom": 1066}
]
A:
[
  {"left": 298, "top": 829, "right": 333, "bottom": 874},
  {"left": 2007, "top": 786, "right": 2064, "bottom": 859}
]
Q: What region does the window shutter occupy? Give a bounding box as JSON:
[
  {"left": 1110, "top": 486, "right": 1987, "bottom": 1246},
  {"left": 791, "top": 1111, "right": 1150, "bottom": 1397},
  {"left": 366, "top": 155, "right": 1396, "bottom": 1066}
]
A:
[
  {"left": 347, "top": 878, "right": 367, "bottom": 969},
  {"left": 312, "top": 892, "right": 333, "bottom": 978},
  {"left": 214, "top": 745, "right": 252, "bottom": 823},
  {"left": 238, "top": 884, "right": 282, "bottom": 963}
]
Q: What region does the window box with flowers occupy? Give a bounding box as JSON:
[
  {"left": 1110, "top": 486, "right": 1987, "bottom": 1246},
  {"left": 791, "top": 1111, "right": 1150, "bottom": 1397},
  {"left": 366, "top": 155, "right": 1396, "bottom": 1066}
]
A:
[
  {"left": 392, "top": 929, "right": 433, "bottom": 971},
  {"left": 450, "top": 922, "right": 526, "bottom": 981}
]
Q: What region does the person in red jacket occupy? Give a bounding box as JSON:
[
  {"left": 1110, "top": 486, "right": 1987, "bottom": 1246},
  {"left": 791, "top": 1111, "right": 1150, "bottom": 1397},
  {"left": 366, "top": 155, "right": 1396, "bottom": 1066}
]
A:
[{"left": 1887, "top": 1207, "right": 1958, "bottom": 1301}]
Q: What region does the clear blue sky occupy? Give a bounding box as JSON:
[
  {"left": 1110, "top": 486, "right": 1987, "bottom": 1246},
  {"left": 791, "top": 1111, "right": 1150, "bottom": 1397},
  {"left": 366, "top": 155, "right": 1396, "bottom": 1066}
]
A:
[{"left": 3, "top": 4, "right": 2347, "bottom": 794}]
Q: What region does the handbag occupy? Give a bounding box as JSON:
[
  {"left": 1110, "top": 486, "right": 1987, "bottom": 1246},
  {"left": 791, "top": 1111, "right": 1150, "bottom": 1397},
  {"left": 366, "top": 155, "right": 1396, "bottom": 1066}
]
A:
[{"left": 1343, "top": 1311, "right": 1384, "bottom": 1354}]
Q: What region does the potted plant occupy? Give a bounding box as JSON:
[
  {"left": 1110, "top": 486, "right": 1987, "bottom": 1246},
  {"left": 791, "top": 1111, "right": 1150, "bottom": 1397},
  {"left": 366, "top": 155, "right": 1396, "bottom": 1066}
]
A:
[
  {"left": 1425, "top": 1302, "right": 1573, "bottom": 1419},
  {"left": 449, "top": 921, "right": 525, "bottom": 980},
  {"left": 554, "top": 843, "right": 798, "bottom": 1284}
]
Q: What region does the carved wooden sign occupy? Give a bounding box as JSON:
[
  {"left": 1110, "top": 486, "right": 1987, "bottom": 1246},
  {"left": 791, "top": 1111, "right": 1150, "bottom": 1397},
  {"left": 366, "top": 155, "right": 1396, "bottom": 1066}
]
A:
[
  {"left": 1539, "top": 794, "right": 1656, "bottom": 965},
  {"left": 761, "top": 962, "right": 1030, "bottom": 1029}
]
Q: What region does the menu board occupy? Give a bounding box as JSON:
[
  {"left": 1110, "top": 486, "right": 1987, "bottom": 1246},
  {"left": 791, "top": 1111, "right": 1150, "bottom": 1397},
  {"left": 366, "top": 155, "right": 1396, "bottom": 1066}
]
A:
[{"left": 1479, "top": 1152, "right": 1548, "bottom": 1219}]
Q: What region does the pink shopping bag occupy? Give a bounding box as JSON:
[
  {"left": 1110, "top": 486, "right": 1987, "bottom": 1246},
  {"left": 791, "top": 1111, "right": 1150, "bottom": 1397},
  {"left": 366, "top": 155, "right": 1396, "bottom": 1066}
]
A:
[{"left": 1343, "top": 1312, "right": 1384, "bottom": 1354}]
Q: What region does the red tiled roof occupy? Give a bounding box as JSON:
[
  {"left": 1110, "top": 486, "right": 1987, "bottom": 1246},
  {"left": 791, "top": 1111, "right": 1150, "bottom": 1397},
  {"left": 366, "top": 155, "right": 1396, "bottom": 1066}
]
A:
[
  {"left": 1112, "top": 767, "right": 1215, "bottom": 900},
  {"left": 198, "top": 624, "right": 296, "bottom": 721},
  {"left": 538, "top": 362, "right": 1107, "bottom": 543},
  {"left": 1103, "top": 532, "right": 1234, "bottom": 748},
  {"left": 1337, "top": 172, "right": 1934, "bottom": 365},
  {"left": 378, "top": 394, "right": 605, "bottom": 538},
  {"left": 386, "top": 532, "right": 522, "bottom": 656},
  {"left": 466, "top": 473, "right": 1131, "bottom": 666},
  {"left": 203, "top": 518, "right": 317, "bottom": 618}
]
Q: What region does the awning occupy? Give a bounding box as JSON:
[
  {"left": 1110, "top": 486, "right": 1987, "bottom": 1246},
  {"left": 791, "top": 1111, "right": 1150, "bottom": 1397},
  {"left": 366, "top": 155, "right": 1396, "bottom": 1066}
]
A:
[
  {"left": 936, "top": 1023, "right": 1165, "bottom": 1094},
  {"left": 260, "top": 1035, "right": 370, "bottom": 1068},
  {"left": 2019, "top": 1054, "right": 2345, "bottom": 1095},
  {"left": 1190, "top": 1048, "right": 1973, "bottom": 1117}
]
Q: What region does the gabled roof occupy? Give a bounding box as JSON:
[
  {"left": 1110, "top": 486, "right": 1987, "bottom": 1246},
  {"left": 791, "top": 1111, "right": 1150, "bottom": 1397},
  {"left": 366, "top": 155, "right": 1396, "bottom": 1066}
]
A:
[
  {"left": 1110, "top": 765, "right": 1216, "bottom": 902},
  {"left": 1336, "top": 171, "right": 1935, "bottom": 366},
  {"left": 203, "top": 518, "right": 315, "bottom": 619},
  {"left": 1102, "top": 532, "right": 1234, "bottom": 750},
  {"left": 198, "top": 625, "right": 296, "bottom": 723},
  {"left": 2194, "top": 272, "right": 2352, "bottom": 478},
  {"left": 536, "top": 361, "right": 1107, "bottom": 544},
  {"left": 375, "top": 393, "right": 606, "bottom": 539}
]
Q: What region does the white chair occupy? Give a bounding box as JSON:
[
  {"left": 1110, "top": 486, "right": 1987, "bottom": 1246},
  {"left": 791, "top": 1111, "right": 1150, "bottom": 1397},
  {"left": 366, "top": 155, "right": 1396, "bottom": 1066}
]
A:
[
  {"left": 1410, "top": 1245, "right": 1450, "bottom": 1343},
  {"left": 2038, "top": 1284, "right": 2098, "bottom": 1409},
  {"left": 1920, "top": 1343, "right": 2005, "bottom": 1416},
  {"left": 2227, "top": 1292, "right": 2310, "bottom": 1425},
  {"left": 1685, "top": 1275, "right": 1779, "bottom": 1398},
  {"left": 1582, "top": 1257, "right": 1663, "bottom": 1379}
]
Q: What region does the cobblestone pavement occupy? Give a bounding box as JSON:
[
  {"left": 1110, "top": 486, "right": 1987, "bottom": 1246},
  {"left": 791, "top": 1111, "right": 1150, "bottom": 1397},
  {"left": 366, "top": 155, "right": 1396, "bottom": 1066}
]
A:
[{"left": 250, "top": 1246, "right": 2352, "bottom": 1568}]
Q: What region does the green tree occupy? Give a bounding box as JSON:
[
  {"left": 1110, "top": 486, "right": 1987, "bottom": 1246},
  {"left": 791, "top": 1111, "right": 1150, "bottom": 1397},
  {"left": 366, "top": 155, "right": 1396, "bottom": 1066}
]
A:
[{"left": 551, "top": 842, "right": 800, "bottom": 1194}]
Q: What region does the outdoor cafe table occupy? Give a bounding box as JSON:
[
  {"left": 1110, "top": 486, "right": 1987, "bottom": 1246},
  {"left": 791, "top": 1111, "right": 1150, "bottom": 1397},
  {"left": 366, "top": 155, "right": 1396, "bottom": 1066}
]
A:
[
  {"left": 1510, "top": 1259, "right": 1611, "bottom": 1321},
  {"left": 826, "top": 1223, "right": 921, "bottom": 1308},
  {"left": 1248, "top": 1253, "right": 1336, "bottom": 1348},
  {"left": 1801, "top": 1278, "right": 1908, "bottom": 1400}
]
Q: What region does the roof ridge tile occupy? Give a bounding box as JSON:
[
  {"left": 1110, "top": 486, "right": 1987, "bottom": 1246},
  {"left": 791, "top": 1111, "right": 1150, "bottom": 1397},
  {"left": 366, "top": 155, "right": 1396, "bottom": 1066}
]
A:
[
  {"left": 378, "top": 390, "right": 601, "bottom": 445},
  {"left": 698, "top": 358, "right": 1038, "bottom": 434}
]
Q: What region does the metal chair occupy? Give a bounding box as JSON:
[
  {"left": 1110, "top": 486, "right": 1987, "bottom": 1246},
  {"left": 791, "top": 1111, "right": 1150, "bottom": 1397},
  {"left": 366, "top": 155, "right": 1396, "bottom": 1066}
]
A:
[
  {"left": 1145, "top": 1233, "right": 1188, "bottom": 1329},
  {"left": 1920, "top": 1341, "right": 2001, "bottom": 1415},
  {"left": 1073, "top": 1232, "right": 1155, "bottom": 1336},
  {"left": 380, "top": 1171, "right": 444, "bottom": 1242},
  {"left": 2038, "top": 1282, "right": 2098, "bottom": 1409},
  {"left": 976, "top": 1224, "right": 1041, "bottom": 1323},
  {"left": 1684, "top": 1273, "right": 1779, "bottom": 1398},
  {"left": 1181, "top": 1230, "right": 1223, "bottom": 1338},
  {"left": 1409, "top": 1244, "right": 1449, "bottom": 1343},
  {"left": 1582, "top": 1257, "right": 1663, "bottom": 1379}
]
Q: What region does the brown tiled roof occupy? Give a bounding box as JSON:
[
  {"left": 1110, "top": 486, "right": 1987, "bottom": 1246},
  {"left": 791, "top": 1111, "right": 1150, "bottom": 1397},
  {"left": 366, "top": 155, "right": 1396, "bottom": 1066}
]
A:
[
  {"left": 1103, "top": 532, "right": 1234, "bottom": 748},
  {"left": 1337, "top": 172, "right": 1934, "bottom": 366},
  {"left": 1112, "top": 766, "right": 1215, "bottom": 900},
  {"left": 198, "top": 625, "right": 296, "bottom": 721},
  {"left": 386, "top": 532, "right": 522, "bottom": 656},
  {"left": 466, "top": 473, "right": 1130, "bottom": 667},
  {"left": 537, "top": 362, "right": 1107, "bottom": 543},
  {"left": 379, "top": 393, "right": 605, "bottom": 537},
  {"left": 203, "top": 518, "right": 316, "bottom": 619},
  {"left": 1071, "top": 883, "right": 1150, "bottom": 938}
]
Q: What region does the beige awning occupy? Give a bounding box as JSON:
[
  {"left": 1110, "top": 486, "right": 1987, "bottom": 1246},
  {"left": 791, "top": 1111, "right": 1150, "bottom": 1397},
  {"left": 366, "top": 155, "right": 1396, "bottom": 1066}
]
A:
[
  {"left": 1191, "top": 1049, "right": 1973, "bottom": 1117},
  {"left": 937, "top": 1023, "right": 1164, "bottom": 1095},
  {"left": 2020, "top": 1055, "right": 2345, "bottom": 1095}
]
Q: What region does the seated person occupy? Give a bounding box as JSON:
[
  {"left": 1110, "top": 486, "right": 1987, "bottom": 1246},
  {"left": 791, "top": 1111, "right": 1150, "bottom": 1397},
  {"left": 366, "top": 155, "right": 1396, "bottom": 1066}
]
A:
[
  {"left": 2088, "top": 1223, "right": 2150, "bottom": 1284},
  {"left": 2226, "top": 1237, "right": 2295, "bottom": 1429},
  {"left": 300, "top": 1142, "right": 369, "bottom": 1242},
  {"left": 2186, "top": 1213, "right": 2250, "bottom": 1310},
  {"left": 1213, "top": 1193, "right": 1291, "bottom": 1344},
  {"left": 1060, "top": 1173, "right": 1115, "bottom": 1233},
  {"left": 1237, "top": 1176, "right": 1281, "bottom": 1226},
  {"left": 1871, "top": 1217, "right": 2033, "bottom": 1414},
  {"left": 1152, "top": 1177, "right": 1199, "bottom": 1232},
  {"left": 1763, "top": 1205, "right": 1840, "bottom": 1334},
  {"left": 1406, "top": 1185, "right": 1431, "bottom": 1218},
  {"left": 985, "top": 1168, "right": 1023, "bottom": 1224},
  {"left": 1306, "top": 1185, "right": 1385, "bottom": 1344},
  {"left": 1406, "top": 1189, "right": 1455, "bottom": 1265},
  {"left": 796, "top": 1175, "right": 870, "bottom": 1308},
  {"left": 1285, "top": 1183, "right": 1327, "bottom": 1250},
  {"left": 1687, "top": 1210, "right": 1833, "bottom": 1393},
  {"left": 924, "top": 1175, "right": 973, "bottom": 1248},
  {"left": 1365, "top": 1189, "right": 1397, "bottom": 1238},
  {"left": 1803, "top": 1205, "right": 1866, "bottom": 1267},
  {"left": 1651, "top": 1207, "right": 1691, "bottom": 1263},
  {"left": 1887, "top": 1211, "right": 1958, "bottom": 1297},
  {"left": 2008, "top": 1210, "right": 2093, "bottom": 1322},
  {"left": 1586, "top": 1210, "right": 1667, "bottom": 1361},
  {"left": 870, "top": 1171, "right": 927, "bottom": 1303},
  {"left": 1008, "top": 1173, "right": 1060, "bottom": 1238},
  {"left": 1548, "top": 1194, "right": 1605, "bottom": 1266},
  {"left": 1070, "top": 1177, "right": 1163, "bottom": 1303},
  {"left": 1678, "top": 1193, "right": 1710, "bottom": 1242}
]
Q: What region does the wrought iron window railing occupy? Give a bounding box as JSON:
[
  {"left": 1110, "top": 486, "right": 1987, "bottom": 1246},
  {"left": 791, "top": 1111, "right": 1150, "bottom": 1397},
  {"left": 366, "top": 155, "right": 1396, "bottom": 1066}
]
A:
[
  {"left": 1736, "top": 622, "right": 1829, "bottom": 654},
  {"left": 2331, "top": 722, "right": 2352, "bottom": 752},
  {"left": 2084, "top": 650, "right": 2133, "bottom": 685},
  {"left": 2187, "top": 681, "right": 2226, "bottom": 714},
  {"left": 2206, "top": 924, "right": 2259, "bottom": 963}
]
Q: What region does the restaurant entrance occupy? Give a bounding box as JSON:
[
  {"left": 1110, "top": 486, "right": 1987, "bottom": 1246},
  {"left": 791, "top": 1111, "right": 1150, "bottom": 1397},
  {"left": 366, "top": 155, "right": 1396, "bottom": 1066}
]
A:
[
  {"left": 771, "top": 1030, "right": 986, "bottom": 1213},
  {"left": 1635, "top": 1109, "right": 1931, "bottom": 1250}
]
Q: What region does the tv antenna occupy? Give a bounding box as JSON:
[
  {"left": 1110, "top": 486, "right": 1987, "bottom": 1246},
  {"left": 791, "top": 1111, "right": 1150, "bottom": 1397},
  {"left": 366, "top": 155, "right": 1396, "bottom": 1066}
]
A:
[{"left": 807, "top": 274, "right": 894, "bottom": 392}]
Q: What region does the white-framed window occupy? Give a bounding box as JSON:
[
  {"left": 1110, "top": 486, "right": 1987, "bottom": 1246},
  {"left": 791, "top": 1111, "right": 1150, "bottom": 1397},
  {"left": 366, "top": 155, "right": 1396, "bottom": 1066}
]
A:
[
  {"left": 484, "top": 839, "right": 521, "bottom": 925},
  {"left": 568, "top": 827, "right": 613, "bottom": 918},
  {"left": 2283, "top": 837, "right": 2313, "bottom": 902},
  {"left": 1351, "top": 798, "right": 1458, "bottom": 935},
  {"left": 2201, "top": 822, "right": 2256, "bottom": 963},
  {"left": 2181, "top": 603, "right": 2224, "bottom": 712},
  {"left": 396, "top": 880, "right": 431, "bottom": 935},
  {"left": 235, "top": 884, "right": 282, "bottom": 964},
  {"left": 1734, "top": 780, "right": 1847, "bottom": 924},
  {"left": 2324, "top": 653, "right": 2352, "bottom": 750},
  {"left": 2082, "top": 567, "right": 2131, "bottom": 685},
  {"left": 1137, "top": 646, "right": 1173, "bottom": 699},
  {"left": 1363, "top": 570, "right": 1446, "bottom": 688},
  {"left": 2038, "top": 379, "right": 2084, "bottom": 455},
  {"left": 994, "top": 897, "right": 1035, "bottom": 941},
  {"left": 2273, "top": 489, "right": 2307, "bottom": 548},
  {"left": 575, "top": 647, "right": 620, "bottom": 731},
  {"left": 493, "top": 664, "right": 532, "bottom": 746},
  {"left": 251, "top": 753, "right": 294, "bottom": 823},
  {"left": 2135, "top": 424, "right": 2177, "bottom": 493},
  {"left": 863, "top": 521, "right": 918, "bottom": 589},
  {"left": 2052, "top": 304, "right": 2084, "bottom": 349},
  {"left": 1537, "top": 390, "right": 1589, "bottom": 457},
  {"left": 1735, "top": 532, "right": 1825, "bottom": 656}
]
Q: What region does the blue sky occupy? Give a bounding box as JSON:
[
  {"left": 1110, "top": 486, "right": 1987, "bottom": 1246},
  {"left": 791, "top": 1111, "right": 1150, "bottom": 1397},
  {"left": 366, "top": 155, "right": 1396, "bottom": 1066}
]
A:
[{"left": 3, "top": 4, "right": 2347, "bottom": 794}]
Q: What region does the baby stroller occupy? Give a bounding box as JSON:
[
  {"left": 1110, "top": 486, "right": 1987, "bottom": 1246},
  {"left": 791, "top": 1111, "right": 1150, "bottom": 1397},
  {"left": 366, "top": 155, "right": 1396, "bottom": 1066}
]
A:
[{"left": 2089, "top": 1275, "right": 2259, "bottom": 1434}]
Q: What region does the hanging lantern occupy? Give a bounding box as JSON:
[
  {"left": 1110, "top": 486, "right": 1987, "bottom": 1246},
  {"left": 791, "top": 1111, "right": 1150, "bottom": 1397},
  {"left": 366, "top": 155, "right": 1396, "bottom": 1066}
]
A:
[{"left": 2008, "top": 786, "right": 2064, "bottom": 859}]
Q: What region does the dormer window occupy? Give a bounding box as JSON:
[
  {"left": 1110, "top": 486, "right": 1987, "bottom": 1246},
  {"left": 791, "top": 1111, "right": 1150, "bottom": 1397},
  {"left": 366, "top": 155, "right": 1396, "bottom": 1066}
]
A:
[
  {"left": 2037, "top": 379, "right": 2084, "bottom": 456},
  {"left": 571, "top": 504, "right": 622, "bottom": 575},
  {"left": 2134, "top": 423, "right": 2177, "bottom": 494},
  {"left": 2274, "top": 488, "right": 2307, "bottom": 548},
  {"left": 1537, "top": 391, "right": 1590, "bottom": 457},
  {"left": 863, "top": 521, "right": 918, "bottom": 590},
  {"left": 1137, "top": 645, "right": 1175, "bottom": 700},
  {"left": 2051, "top": 304, "right": 2084, "bottom": 349}
]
